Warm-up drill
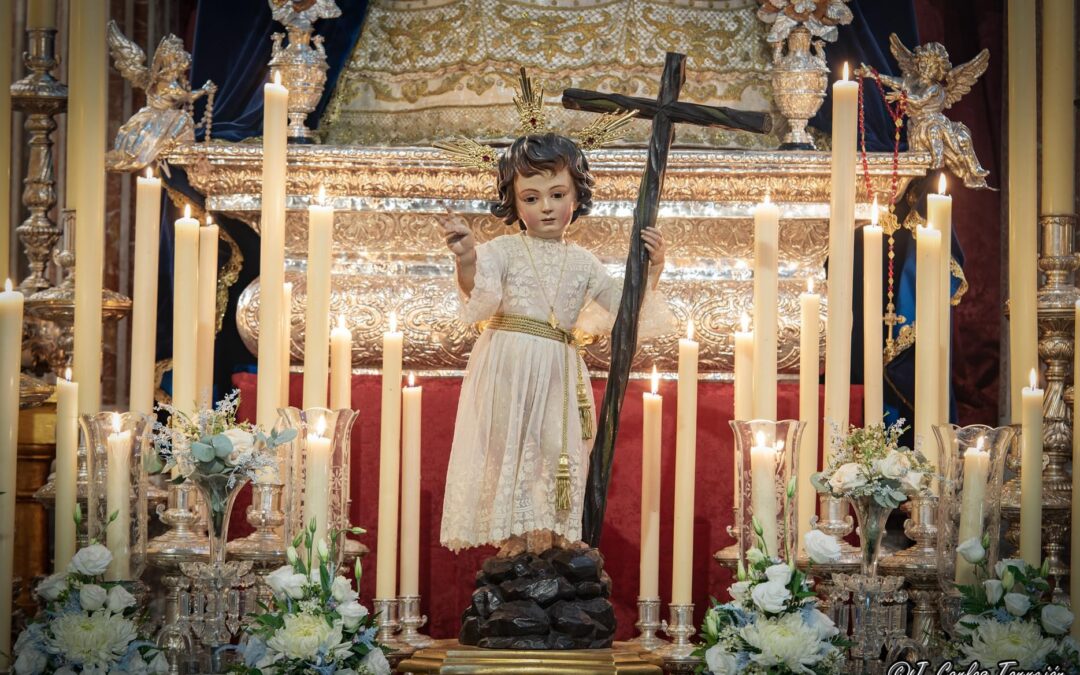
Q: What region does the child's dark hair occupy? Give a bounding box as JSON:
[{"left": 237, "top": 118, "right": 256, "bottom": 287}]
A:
[{"left": 491, "top": 133, "right": 595, "bottom": 230}]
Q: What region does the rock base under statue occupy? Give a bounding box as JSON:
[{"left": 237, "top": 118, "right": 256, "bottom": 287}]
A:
[
  {"left": 398, "top": 640, "right": 662, "bottom": 674},
  {"left": 461, "top": 547, "right": 617, "bottom": 650}
]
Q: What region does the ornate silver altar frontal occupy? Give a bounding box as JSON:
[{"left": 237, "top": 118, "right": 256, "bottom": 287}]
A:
[{"left": 167, "top": 143, "right": 929, "bottom": 375}]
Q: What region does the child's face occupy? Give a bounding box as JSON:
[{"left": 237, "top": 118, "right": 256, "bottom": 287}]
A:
[{"left": 514, "top": 168, "right": 577, "bottom": 240}]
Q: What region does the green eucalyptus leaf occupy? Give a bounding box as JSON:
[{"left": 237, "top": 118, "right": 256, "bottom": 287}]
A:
[
  {"left": 191, "top": 441, "right": 215, "bottom": 463},
  {"left": 211, "top": 434, "right": 234, "bottom": 460}
]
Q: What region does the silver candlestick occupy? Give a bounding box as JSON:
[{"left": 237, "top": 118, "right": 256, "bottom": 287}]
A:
[
  {"left": 227, "top": 482, "right": 287, "bottom": 567},
  {"left": 814, "top": 494, "right": 861, "bottom": 564},
  {"left": 628, "top": 596, "right": 667, "bottom": 651},
  {"left": 657, "top": 602, "right": 698, "bottom": 667},
  {"left": 397, "top": 595, "right": 433, "bottom": 649},
  {"left": 373, "top": 597, "right": 410, "bottom": 653}
]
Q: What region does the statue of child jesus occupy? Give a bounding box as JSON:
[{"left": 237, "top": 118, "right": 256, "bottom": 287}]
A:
[{"left": 439, "top": 133, "right": 673, "bottom": 556}]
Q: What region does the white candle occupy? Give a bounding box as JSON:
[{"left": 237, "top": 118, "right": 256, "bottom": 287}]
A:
[
  {"left": 197, "top": 217, "right": 219, "bottom": 409},
  {"left": 823, "top": 64, "right": 858, "bottom": 462},
  {"left": 69, "top": 0, "right": 107, "bottom": 416},
  {"left": 257, "top": 73, "right": 289, "bottom": 431},
  {"left": 0, "top": 3, "right": 9, "bottom": 283},
  {"left": 106, "top": 413, "right": 131, "bottom": 581},
  {"left": 281, "top": 282, "right": 293, "bottom": 408},
  {"left": 303, "top": 415, "right": 332, "bottom": 547},
  {"left": 671, "top": 321, "right": 699, "bottom": 605},
  {"left": 27, "top": 0, "right": 57, "bottom": 29},
  {"left": 330, "top": 316, "right": 352, "bottom": 410},
  {"left": 640, "top": 366, "right": 662, "bottom": 600},
  {"left": 376, "top": 312, "right": 404, "bottom": 599},
  {"left": 172, "top": 206, "right": 200, "bottom": 419},
  {"left": 927, "top": 175, "right": 952, "bottom": 426},
  {"left": 750, "top": 432, "right": 779, "bottom": 557},
  {"left": 1040, "top": 0, "right": 1075, "bottom": 215},
  {"left": 955, "top": 437, "right": 989, "bottom": 584},
  {"left": 1007, "top": 0, "right": 1038, "bottom": 424},
  {"left": 400, "top": 373, "right": 422, "bottom": 597},
  {"left": 130, "top": 170, "right": 162, "bottom": 415},
  {"left": 1020, "top": 369, "right": 1043, "bottom": 566},
  {"left": 303, "top": 186, "right": 334, "bottom": 409},
  {"left": 55, "top": 370, "right": 79, "bottom": 572},
  {"left": 863, "top": 201, "right": 884, "bottom": 427},
  {"left": 0, "top": 279, "right": 23, "bottom": 666},
  {"left": 798, "top": 279, "right": 820, "bottom": 551},
  {"left": 734, "top": 314, "right": 754, "bottom": 422},
  {"left": 914, "top": 222, "right": 941, "bottom": 470},
  {"left": 752, "top": 194, "right": 779, "bottom": 421}
]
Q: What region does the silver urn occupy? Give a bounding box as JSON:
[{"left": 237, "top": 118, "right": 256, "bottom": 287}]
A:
[
  {"left": 269, "top": 26, "right": 328, "bottom": 142},
  {"left": 771, "top": 26, "right": 829, "bottom": 150}
]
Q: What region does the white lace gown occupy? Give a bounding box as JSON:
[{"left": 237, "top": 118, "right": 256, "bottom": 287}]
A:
[{"left": 440, "top": 233, "right": 674, "bottom": 551}]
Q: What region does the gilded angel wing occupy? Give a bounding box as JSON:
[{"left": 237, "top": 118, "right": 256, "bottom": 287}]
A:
[
  {"left": 433, "top": 137, "right": 500, "bottom": 171},
  {"left": 575, "top": 110, "right": 638, "bottom": 150},
  {"left": 106, "top": 20, "right": 149, "bottom": 90},
  {"left": 513, "top": 67, "right": 549, "bottom": 135},
  {"left": 943, "top": 48, "right": 989, "bottom": 109},
  {"left": 888, "top": 33, "right": 917, "bottom": 77}
]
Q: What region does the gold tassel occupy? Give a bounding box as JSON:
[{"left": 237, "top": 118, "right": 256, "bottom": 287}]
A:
[
  {"left": 577, "top": 381, "right": 594, "bottom": 441},
  {"left": 555, "top": 452, "right": 571, "bottom": 512}
]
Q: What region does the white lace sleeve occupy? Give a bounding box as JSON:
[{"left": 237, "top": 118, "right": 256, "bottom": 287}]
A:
[
  {"left": 457, "top": 240, "right": 504, "bottom": 324},
  {"left": 575, "top": 254, "right": 676, "bottom": 340}
]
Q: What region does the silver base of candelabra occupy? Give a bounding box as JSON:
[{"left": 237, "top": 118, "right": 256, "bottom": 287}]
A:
[
  {"left": 627, "top": 596, "right": 667, "bottom": 651},
  {"left": 813, "top": 494, "right": 862, "bottom": 565},
  {"left": 226, "top": 482, "right": 286, "bottom": 567},
  {"left": 656, "top": 602, "right": 698, "bottom": 665},
  {"left": 397, "top": 594, "right": 434, "bottom": 649},
  {"left": 373, "top": 597, "right": 411, "bottom": 653}
]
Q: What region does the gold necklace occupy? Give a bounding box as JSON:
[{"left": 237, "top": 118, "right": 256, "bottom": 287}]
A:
[{"left": 520, "top": 232, "right": 568, "bottom": 330}]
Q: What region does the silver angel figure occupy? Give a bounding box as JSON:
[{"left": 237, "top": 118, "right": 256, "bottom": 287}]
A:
[
  {"left": 106, "top": 21, "right": 216, "bottom": 172},
  {"left": 864, "top": 34, "right": 990, "bottom": 190}
]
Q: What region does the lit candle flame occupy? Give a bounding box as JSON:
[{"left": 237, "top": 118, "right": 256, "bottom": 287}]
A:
[
  {"left": 205, "top": 215, "right": 213, "bottom": 226},
  {"left": 755, "top": 430, "right": 765, "bottom": 446},
  {"left": 938, "top": 173, "right": 947, "bottom": 195},
  {"left": 843, "top": 62, "right": 849, "bottom": 81},
  {"left": 337, "top": 315, "right": 347, "bottom": 330},
  {"left": 317, "top": 185, "right": 326, "bottom": 205},
  {"left": 740, "top": 313, "right": 750, "bottom": 333},
  {"left": 3, "top": 279, "right": 11, "bottom": 293},
  {"left": 976, "top": 436, "right": 985, "bottom": 451},
  {"left": 408, "top": 372, "right": 415, "bottom": 387},
  {"left": 763, "top": 191, "right": 771, "bottom": 205},
  {"left": 64, "top": 367, "right": 72, "bottom": 382},
  {"left": 111, "top": 412, "right": 121, "bottom": 433},
  {"left": 776, "top": 440, "right": 785, "bottom": 452},
  {"left": 1030, "top": 368, "right": 1038, "bottom": 389},
  {"left": 871, "top": 196, "right": 879, "bottom": 226},
  {"left": 144, "top": 167, "right": 153, "bottom": 179},
  {"left": 686, "top": 319, "right": 694, "bottom": 341},
  {"left": 650, "top": 365, "right": 659, "bottom": 395},
  {"left": 807, "top": 278, "right": 815, "bottom": 294},
  {"left": 184, "top": 204, "right": 191, "bottom": 219},
  {"left": 389, "top": 312, "right": 398, "bottom": 333},
  {"left": 273, "top": 71, "right": 282, "bottom": 87},
  {"left": 315, "top": 415, "right": 327, "bottom": 437}
]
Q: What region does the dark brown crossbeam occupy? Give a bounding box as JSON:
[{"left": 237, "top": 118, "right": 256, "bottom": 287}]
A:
[{"left": 569, "top": 52, "right": 770, "bottom": 547}]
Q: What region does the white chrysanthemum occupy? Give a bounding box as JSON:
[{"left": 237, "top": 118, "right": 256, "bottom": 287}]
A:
[
  {"left": 741, "top": 612, "right": 828, "bottom": 673},
  {"left": 47, "top": 611, "right": 137, "bottom": 670},
  {"left": 961, "top": 619, "right": 1057, "bottom": 669},
  {"left": 267, "top": 614, "right": 347, "bottom": 662}
]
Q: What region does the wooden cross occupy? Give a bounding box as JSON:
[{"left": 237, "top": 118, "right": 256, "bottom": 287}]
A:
[{"left": 564, "top": 52, "right": 772, "bottom": 547}]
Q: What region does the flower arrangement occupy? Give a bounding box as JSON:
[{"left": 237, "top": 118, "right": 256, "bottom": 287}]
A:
[
  {"left": 756, "top": 0, "right": 854, "bottom": 43},
  {"left": 946, "top": 543, "right": 1079, "bottom": 673},
  {"left": 694, "top": 485, "right": 847, "bottom": 675},
  {"left": 13, "top": 538, "right": 167, "bottom": 675},
  {"left": 236, "top": 520, "right": 389, "bottom": 675},
  {"left": 148, "top": 390, "right": 292, "bottom": 487},
  {"left": 811, "top": 420, "right": 932, "bottom": 508}
]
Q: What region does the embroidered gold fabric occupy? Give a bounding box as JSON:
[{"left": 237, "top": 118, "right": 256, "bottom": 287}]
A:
[{"left": 321, "top": 0, "right": 779, "bottom": 148}]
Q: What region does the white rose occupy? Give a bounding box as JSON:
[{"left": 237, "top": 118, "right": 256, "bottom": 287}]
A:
[
  {"left": 828, "top": 463, "right": 866, "bottom": 493},
  {"left": 69, "top": 544, "right": 112, "bottom": 576},
  {"left": 338, "top": 600, "right": 369, "bottom": 631},
  {"left": 873, "top": 450, "right": 911, "bottom": 479},
  {"left": 106, "top": 584, "right": 136, "bottom": 613},
  {"left": 746, "top": 547, "right": 766, "bottom": 566},
  {"left": 956, "top": 537, "right": 985, "bottom": 564},
  {"left": 78, "top": 583, "right": 107, "bottom": 611},
  {"left": 35, "top": 572, "right": 67, "bottom": 602},
  {"left": 704, "top": 645, "right": 738, "bottom": 675},
  {"left": 13, "top": 646, "right": 47, "bottom": 675},
  {"left": 1004, "top": 592, "right": 1031, "bottom": 616},
  {"left": 804, "top": 607, "right": 839, "bottom": 641},
  {"left": 751, "top": 580, "right": 791, "bottom": 614},
  {"left": 764, "top": 563, "right": 793, "bottom": 586},
  {"left": 804, "top": 530, "right": 841, "bottom": 565},
  {"left": 994, "top": 558, "right": 1025, "bottom": 579},
  {"left": 900, "top": 470, "right": 926, "bottom": 494},
  {"left": 265, "top": 565, "right": 308, "bottom": 600},
  {"left": 728, "top": 581, "right": 752, "bottom": 605},
  {"left": 331, "top": 576, "right": 358, "bottom": 604},
  {"left": 360, "top": 648, "right": 392, "bottom": 675},
  {"left": 221, "top": 428, "right": 255, "bottom": 463},
  {"left": 982, "top": 579, "right": 1004, "bottom": 605},
  {"left": 1041, "top": 604, "right": 1074, "bottom": 635}
]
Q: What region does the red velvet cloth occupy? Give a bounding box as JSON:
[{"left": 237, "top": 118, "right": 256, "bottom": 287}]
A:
[{"left": 233, "top": 372, "right": 863, "bottom": 640}]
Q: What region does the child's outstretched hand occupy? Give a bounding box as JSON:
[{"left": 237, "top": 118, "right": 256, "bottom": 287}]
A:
[
  {"left": 641, "top": 226, "right": 666, "bottom": 270},
  {"left": 440, "top": 206, "right": 476, "bottom": 260}
]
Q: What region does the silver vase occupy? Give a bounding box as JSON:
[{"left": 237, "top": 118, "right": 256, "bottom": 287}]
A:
[
  {"left": 771, "top": 27, "right": 829, "bottom": 150},
  {"left": 269, "top": 26, "right": 328, "bottom": 142}
]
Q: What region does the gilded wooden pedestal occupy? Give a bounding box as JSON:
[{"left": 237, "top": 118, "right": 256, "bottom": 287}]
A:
[
  {"left": 397, "top": 640, "right": 662, "bottom": 674},
  {"left": 15, "top": 403, "right": 57, "bottom": 617}
]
